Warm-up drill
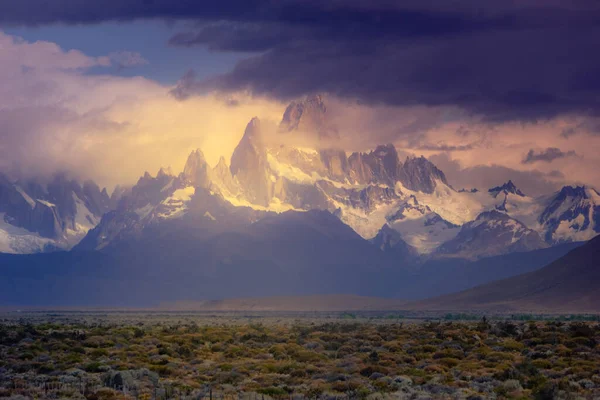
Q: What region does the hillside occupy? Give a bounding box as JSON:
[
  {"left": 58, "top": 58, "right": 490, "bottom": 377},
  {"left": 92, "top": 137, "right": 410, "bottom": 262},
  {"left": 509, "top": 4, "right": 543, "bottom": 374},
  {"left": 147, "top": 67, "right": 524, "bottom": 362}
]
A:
[{"left": 412, "top": 235, "right": 600, "bottom": 312}]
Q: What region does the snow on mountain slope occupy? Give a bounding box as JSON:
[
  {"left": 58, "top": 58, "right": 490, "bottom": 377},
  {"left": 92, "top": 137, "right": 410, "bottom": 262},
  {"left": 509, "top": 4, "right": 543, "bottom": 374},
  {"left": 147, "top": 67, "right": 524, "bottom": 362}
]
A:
[
  {"left": 539, "top": 186, "right": 600, "bottom": 243},
  {"left": 0, "top": 213, "right": 56, "bottom": 253},
  {"left": 384, "top": 195, "right": 460, "bottom": 254},
  {"left": 435, "top": 210, "right": 548, "bottom": 259},
  {"left": 157, "top": 186, "right": 196, "bottom": 219},
  {"left": 0, "top": 174, "right": 112, "bottom": 254},
  {"left": 396, "top": 180, "right": 487, "bottom": 226}
]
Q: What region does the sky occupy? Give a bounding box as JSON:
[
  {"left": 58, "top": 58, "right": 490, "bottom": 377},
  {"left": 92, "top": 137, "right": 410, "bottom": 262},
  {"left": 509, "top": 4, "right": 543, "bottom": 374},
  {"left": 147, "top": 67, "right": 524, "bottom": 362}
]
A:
[{"left": 0, "top": 0, "right": 599, "bottom": 195}]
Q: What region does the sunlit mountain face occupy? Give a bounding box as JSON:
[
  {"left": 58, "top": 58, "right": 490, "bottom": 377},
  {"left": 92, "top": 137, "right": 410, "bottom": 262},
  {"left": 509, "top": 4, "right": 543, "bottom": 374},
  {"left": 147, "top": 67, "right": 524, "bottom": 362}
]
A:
[
  {"left": 1, "top": 93, "right": 598, "bottom": 258},
  {"left": 0, "top": 1, "right": 599, "bottom": 308}
]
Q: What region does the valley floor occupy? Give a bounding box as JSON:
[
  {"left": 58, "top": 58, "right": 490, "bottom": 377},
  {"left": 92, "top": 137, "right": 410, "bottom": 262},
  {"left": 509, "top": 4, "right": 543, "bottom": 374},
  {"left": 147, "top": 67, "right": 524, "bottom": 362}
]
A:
[{"left": 1, "top": 312, "right": 600, "bottom": 399}]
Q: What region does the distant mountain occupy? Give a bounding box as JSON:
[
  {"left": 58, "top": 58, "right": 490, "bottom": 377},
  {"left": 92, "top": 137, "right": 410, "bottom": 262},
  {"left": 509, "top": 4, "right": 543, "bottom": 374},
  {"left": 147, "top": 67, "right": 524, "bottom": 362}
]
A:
[
  {"left": 0, "top": 237, "right": 582, "bottom": 307},
  {"left": 434, "top": 210, "right": 548, "bottom": 260},
  {"left": 538, "top": 186, "right": 600, "bottom": 243},
  {"left": 0, "top": 173, "right": 112, "bottom": 253},
  {"left": 412, "top": 235, "right": 600, "bottom": 312},
  {"left": 400, "top": 241, "right": 583, "bottom": 300},
  {"left": 0, "top": 207, "right": 405, "bottom": 307},
  {"left": 489, "top": 180, "right": 525, "bottom": 198}
]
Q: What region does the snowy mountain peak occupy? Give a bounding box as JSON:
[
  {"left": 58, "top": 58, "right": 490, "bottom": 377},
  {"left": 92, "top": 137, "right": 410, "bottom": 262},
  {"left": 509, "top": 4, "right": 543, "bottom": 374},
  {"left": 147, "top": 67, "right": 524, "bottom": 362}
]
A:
[
  {"left": 488, "top": 180, "right": 525, "bottom": 197},
  {"left": 435, "top": 210, "right": 548, "bottom": 259},
  {"left": 538, "top": 185, "right": 600, "bottom": 243}
]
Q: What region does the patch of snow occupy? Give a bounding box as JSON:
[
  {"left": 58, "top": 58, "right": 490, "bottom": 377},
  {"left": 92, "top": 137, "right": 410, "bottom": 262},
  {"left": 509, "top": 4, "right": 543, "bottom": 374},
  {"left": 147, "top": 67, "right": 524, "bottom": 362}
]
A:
[
  {"left": 158, "top": 186, "right": 196, "bottom": 219},
  {"left": 332, "top": 198, "right": 401, "bottom": 240},
  {"left": 72, "top": 194, "right": 98, "bottom": 232},
  {"left": 0, "top": 213, "right": 56, "bottom": 254},
  {"left": 36, "top": 199, "right": 56, "bottom": 208},
  {"left": 222, "top": 193, "right": 300, "bottom": 213},
  {"left": 387, "top": 203, "right": 461, "bottom": 254},
  {"left": 552, "top": 212, "right": 597, "bottom": 243},
  {"left": 63, "top": 194, "right": 101, "bottom": 248},
  {"left": 396, "top": 180, "right": 487, "bottom": 225},
  {"left": 267, "top": 153, "right": 324, "bottom": 185}
]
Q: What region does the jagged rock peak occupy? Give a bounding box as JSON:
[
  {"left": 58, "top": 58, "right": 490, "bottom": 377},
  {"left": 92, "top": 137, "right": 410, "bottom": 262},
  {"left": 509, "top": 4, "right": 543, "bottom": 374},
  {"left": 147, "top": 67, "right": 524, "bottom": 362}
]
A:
[
  {"left": 215, "top": 156, "right": 228, "bottom": 169},
  {"left": 280, "top": 95, "right": 338, "bottom": 139},
  {"left": 556, "top": 185, "right": 589, "bottom": 199},
  {"left": 281, "top": 95, "right": 325, "bottom": 130},
  {"left": 185, "top": 149, "right": 207, "bottom": 165},
  {"left": 231, "top": 117, "right": 266, "bottom": 174},
  {"left": 183, "top": 149, "right": 211, "bottom": 188},
  {"left": 488, "top": 180, "right": 525, "bottom": 197},
  {"left": 245, "top": 117, "right": 261, "bottom": 137},
  {"left": 157, "top": 166, "right": 173, "bottom": 178},
  {"left": 346, "top": 143, "right": 401, "bottom": 185},
  {"left": 401, "top": 155, "right": 449, "bottom": 193},
  {"left": 230, "top": 117, "right": 272, "bottom": 205}
]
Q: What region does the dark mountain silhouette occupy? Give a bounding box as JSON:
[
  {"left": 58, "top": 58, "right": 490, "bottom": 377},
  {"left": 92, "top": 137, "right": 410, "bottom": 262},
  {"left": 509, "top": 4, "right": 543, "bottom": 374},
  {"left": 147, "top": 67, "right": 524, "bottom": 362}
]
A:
[{"left": 412, "top": 235, "right": 600, "bottom": 312}]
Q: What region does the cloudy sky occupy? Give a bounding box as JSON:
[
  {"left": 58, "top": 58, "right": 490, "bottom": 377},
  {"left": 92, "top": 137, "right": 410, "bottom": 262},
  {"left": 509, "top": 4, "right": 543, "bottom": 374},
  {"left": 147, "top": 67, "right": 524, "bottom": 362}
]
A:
[{"left": 0, "top": 0, "right": 599, "bottom": 195}]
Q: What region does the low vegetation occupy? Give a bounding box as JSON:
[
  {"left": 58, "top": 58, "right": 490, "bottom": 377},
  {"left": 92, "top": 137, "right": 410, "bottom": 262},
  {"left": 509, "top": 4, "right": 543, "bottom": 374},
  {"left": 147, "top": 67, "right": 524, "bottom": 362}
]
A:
[{"left": 0, "top": 313, "right": 599, "bottom": 399}]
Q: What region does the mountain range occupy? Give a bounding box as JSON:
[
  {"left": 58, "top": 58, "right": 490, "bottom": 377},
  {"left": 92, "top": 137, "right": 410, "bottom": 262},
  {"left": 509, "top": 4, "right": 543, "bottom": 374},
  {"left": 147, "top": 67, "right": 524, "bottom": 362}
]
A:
[
  {"left": 74, "top": 95, "right": 599, "bottom": 259},
  {"left": 0, "top": 95, "right": 598, "bottom": 308}
]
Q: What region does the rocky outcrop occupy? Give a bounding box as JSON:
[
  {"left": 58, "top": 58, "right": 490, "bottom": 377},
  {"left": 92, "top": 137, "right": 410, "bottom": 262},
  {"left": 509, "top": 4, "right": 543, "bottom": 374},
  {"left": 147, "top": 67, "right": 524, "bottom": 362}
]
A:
[
  {"left": 279, "top": 94, "right": 338, "bottom": 140},
  {"left": 401, "top": 156, "right": 449, "bottom": 194},
  {"left": 319, "top": 149, "right": 348, "bottom": 180},
  {"left": 211, "top": 156, "right": 238, "bottom": 195},
  {"left": 230, "top": 118, "right": 273, "bottom": 206},
  {"left": 183, "top": 149, "right": 212, "bottom": 189},
  {"left": 489, "top": 180, "right": 525, "bottom": 198},
  {"left": 347, "top": 144, "right": 401, "bottom": 185}
]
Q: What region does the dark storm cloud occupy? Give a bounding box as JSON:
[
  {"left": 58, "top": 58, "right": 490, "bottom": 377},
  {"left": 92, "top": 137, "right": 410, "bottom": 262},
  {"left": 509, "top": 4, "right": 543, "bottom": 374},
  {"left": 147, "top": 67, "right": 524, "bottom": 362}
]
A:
[
  {"left": 2, "top": 0, "right": 600, "bottom": 121},
  {"left": 522, "top": 147, "right": 579, "bottom": 164}
]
